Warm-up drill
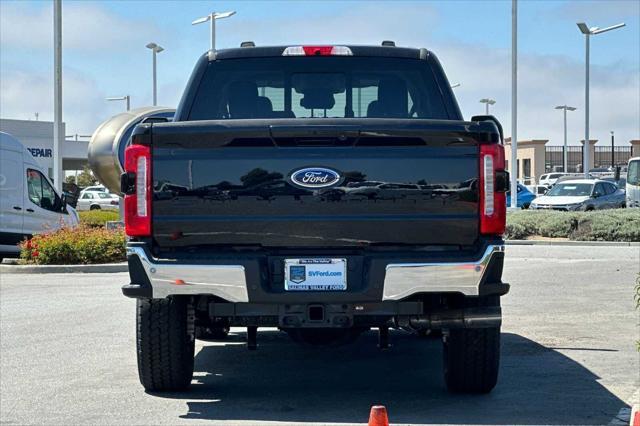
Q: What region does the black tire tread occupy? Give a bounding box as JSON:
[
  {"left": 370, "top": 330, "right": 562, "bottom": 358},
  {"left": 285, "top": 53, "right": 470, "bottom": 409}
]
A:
[
  {"left": 444, "top": 327, "right": 500, "bottom": 393},
  {"left": 136, "top": 297, "right": 194, "bottom": 392}
]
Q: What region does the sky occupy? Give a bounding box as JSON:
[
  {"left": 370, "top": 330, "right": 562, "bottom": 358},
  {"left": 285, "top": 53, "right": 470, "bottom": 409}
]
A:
[{"left": 0, "top": 0, "right": 638, "bottom": 146}]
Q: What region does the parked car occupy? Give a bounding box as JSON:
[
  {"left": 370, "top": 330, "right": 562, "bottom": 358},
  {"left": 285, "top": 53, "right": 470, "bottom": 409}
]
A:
[
  {"left": 530, "top": 179, "right": 625, "bottom": 211},
  {"left": 525, "top": 184, "right": 549, "bottom": 196},
  {"left": 117, "top": 43, "right": 510, "bottom": 394},
  {"left": 0, "top": 132, "right": 79, "bottom": 260},
  {"left": 77, "top": 190, "right": 119, "bottom": 211},
  {"left": 507, "top": 183, "right": 536, "bottom": 208},
  {"left": 601, "top": 176, "right": 626, "bottom": 191},
  {"left": 538, "top": 172, "right": 583, "bottom": 188},
  {"left": 81, "top": 185, "right": 109, "bottom": 193}
]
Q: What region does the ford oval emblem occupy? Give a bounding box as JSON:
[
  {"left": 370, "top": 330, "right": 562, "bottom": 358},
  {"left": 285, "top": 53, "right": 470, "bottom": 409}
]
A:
[{"left": 289, "top": 167, "right": 342, "bottom": 189}]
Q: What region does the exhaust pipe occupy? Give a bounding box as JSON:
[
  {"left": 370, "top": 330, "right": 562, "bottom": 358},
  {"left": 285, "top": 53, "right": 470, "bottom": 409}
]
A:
[{"left": 402, "top": 306, "right": 502, "bottom": 330}]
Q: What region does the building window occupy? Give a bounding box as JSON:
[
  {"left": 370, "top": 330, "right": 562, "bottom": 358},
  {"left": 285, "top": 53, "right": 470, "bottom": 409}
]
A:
[{"left": 523, "top": 159, "right": 531, "bottom": 181}]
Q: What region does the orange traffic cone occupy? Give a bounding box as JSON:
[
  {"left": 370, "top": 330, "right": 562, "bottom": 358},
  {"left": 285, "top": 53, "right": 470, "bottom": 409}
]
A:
[
  {"left": 632, "top": 404, "right": 640, "bottom": 426},
  {"left": 368, "top": 405, "right": 389, "bottom": 426}
]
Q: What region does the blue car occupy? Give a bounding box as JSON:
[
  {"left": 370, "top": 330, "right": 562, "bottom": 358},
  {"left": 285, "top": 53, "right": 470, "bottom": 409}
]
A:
[{"left": 507, "top": 183, "right": 536, "bottom": 209}]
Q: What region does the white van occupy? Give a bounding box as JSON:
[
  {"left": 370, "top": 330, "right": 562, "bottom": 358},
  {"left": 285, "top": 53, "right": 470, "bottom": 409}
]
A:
[
  {"left": 0, "top": 132, "right": 79, "bottom": 259},
  {"left": 626, "top": 157, "right": 640, "bottom": 208}
]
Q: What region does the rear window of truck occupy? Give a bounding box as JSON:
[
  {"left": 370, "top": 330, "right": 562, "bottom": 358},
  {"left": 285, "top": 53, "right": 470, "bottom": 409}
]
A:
[{"left": 188, "top": 57, "right": 450, "bottom": 121}]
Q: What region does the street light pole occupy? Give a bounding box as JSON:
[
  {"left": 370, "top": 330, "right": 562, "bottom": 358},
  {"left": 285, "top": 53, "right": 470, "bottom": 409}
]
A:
[
  {"left": 577, "top": 21, "right": 625, "bottom": 177},
  {"left": 146, "top": 43, "right": 164, "bottom": 106},
  {"left": 511, "top": 0, "right": 517, "bottom": 209},
  {"left": 555, "top": 105, "right": 577, "bottom": 172},
  {"left": 610, "top": 131, "right": 615, "bottom": 168},
  {"left": 53, "top": 0, "right": 62, "bottom": 191},
  {"left": 106, "top": 95, "right": 131, "bottom": 111},
  {"left": 584, "top": 32, "right": 590, "bottom": 176},
  {"left": 479, "top": 98, "right": 496, "bottom": 115},
  {"left": 192, "top": 11, "right": 236, "bottom": 51}
]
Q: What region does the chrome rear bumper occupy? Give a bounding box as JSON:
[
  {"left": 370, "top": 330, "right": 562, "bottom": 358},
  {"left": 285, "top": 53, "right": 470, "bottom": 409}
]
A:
[
  {"left": 382, "top": 245, "right": 505, "bottom": 300},
  {"left": 125, "top": 244, "right": 505, "bottom": 302},
  {"left": 127, "top": 246, "right": 249, "bottom": 302}
]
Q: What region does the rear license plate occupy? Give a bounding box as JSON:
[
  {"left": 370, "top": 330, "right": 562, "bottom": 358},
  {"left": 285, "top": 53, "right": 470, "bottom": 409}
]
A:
[{"left": 284, "top": 258, "right": 347, "bottom": 291}]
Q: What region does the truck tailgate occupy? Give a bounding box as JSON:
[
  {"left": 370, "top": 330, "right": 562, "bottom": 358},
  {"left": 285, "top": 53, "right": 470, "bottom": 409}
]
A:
[{"left": 151, "top": 120, "right": 484, "bottom": 248}]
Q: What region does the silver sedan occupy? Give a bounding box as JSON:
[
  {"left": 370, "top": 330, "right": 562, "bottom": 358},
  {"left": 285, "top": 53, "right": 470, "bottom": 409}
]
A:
[
  {"left": 76, "top": 191, "right": 120, "bottom": 211},
  {"left": 529, "top": 179, "right": 625, "bottom": 211}
]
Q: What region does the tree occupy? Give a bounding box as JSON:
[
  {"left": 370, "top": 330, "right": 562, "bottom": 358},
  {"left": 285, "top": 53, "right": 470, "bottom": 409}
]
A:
[{"left": 75, "top": 165, "right": 98, "bottom": 188}]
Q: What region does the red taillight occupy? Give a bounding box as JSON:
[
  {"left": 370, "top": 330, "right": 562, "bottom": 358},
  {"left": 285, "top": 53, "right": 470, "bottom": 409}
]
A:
[
  {"left": 124, "top": 144, "right": 151, "bottom": 237},
  {"left": 479, "top": 143, "right": 506, "bottom": 235},
  {"left": 282, "top": 45, "right": 353, "bottom": 56},
  {"left": 302, "top": 46, "right": 334, "bottom": 56}
]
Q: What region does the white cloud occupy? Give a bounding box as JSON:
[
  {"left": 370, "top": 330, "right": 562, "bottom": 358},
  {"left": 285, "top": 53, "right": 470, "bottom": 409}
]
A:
[
  {"left": 0, "top": 1, "right": 638, "bottom": 147},
  {"left": 0, "top": 2, "right": 160, "bottom": 51},
  {"left": 0, "top": 66, "right": 111, "bottom": 134},
  {"left": 218, "top": 2, "right": 439, "bottom": 47}
]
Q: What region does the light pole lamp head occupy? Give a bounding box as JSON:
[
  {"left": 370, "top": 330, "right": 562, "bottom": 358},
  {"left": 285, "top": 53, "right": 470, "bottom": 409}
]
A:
[
  {"left": 577, "top": 22, "right": 625, "bottom": 35},
  {"left": 146, "top": 42, "right": 164, "bottom": 53},
  {"left": 592, "top": 23, "right": 625, "bottom": 34},
  {"left": 213, "top": 11, "right": 236, "bottom": 20},
  {"left": 555, "top": 105, "right": 577, "bottom": 111},
  {"left": 577, "top": 22, "right": 591, "bottom": 34},
  {"left": 191, "top": 15, "right": 210, "bottom": 25},
  {"left": 192, "top": 10, "right": 236, "bottom": 25},
  {"left": 480, "top": 98, "right": 496, "bottom": 105}
]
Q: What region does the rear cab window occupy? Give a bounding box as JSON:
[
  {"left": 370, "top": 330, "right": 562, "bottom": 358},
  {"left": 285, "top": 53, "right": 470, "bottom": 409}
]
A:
[{"left": 188, "top": 57, "right": 452, "bottom": 121}]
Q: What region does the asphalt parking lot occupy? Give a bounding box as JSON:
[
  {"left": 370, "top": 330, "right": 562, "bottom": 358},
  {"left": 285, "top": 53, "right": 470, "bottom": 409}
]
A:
[{"left": 1, "top": 245, "right": 638, "bottom": 425}]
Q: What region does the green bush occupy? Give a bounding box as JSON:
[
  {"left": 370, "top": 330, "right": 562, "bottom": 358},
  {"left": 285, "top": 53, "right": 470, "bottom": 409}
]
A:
[
  {"left": 571, "top": 210, "right": 640, "bottom": 241},
  {"left": 20, "top": 225, "right": 126, "bottom": 265},
  {"left": 78, "top": 210, "right": 120, "bottom": 228},
  {"left": 537, "top": 213, "right": 579, "bottom": 238},
  {"left": 506, "top": 209, "right": 640, "bottom": 241}
]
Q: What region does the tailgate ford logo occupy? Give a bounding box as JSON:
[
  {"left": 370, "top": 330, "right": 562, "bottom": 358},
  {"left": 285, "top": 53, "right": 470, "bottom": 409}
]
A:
[{"left": 289, "top": 167, "right": 342, "bottom": 189}]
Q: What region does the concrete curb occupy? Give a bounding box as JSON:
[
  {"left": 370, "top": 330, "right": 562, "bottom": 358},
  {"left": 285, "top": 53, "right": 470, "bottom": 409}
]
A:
[
  {"left": 506, "top": 240, "right": 640, "bottom": 247},
  {"left": 0, "top": 263, "right": 128, "bottom": 274}
]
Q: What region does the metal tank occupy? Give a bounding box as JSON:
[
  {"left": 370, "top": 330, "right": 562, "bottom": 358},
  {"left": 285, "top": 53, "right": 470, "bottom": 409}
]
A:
[{"left": 87, "top": 107, "right": 174, "bottom": 193}]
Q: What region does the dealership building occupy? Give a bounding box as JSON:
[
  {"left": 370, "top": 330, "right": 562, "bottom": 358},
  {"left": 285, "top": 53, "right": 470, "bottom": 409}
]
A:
[
  {"left": 0, "top": 118, "right": 89, "bottom": 182},
  {"left": 504, "top": 137, "right": 639, "bottom": 185}
]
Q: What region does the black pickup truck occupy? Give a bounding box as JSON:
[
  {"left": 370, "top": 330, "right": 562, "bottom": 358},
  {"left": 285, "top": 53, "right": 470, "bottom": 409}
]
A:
[{"left": 121, "top": 44, "right": 509, "bottom": 394}]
